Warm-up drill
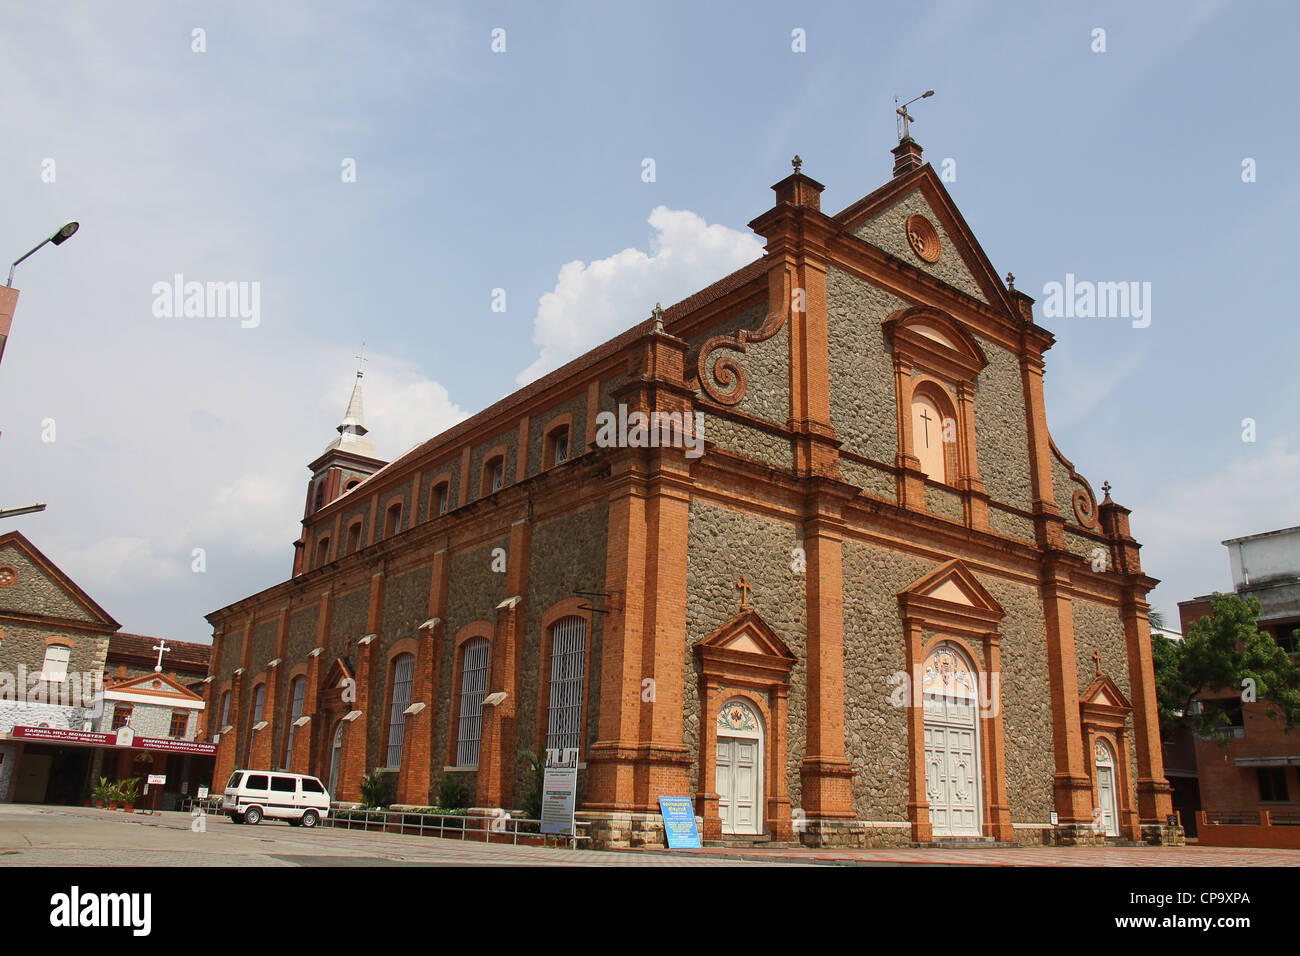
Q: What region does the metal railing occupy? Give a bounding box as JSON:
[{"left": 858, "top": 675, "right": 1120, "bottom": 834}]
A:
[{"left": 321, "top": 807, "right": 590, "bottom": 848}]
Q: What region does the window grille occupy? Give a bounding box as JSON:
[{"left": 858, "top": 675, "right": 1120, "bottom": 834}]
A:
[
  {"left": 386, "top": 654, "right": 415, "bottom": 767},
  {"left": 456, "top": 639, "right": 489, "bottom": 766},
  {"left": 285, "top": 677, "right": 306, "bottom": 760},
  {"left": 546, "top": 617, "right": 587, "bottom": 752}
]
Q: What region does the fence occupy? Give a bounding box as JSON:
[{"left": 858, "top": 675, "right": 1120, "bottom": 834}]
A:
[
  {"left": 1196, "top": 809, "right": 1300, "bottom": 849},
  {"left": 322, "top": 807, "right": 590, "bottom": 849}
]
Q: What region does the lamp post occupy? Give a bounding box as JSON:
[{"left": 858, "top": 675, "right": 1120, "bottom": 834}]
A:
[
  {"left": 2, "top": 222, "right": 80, "bottom": 373},
  {"left": 0, "top": 503, "right": 47, "bottom": 520},
  {"left": 6, "top": 221, "right": 79, "bottom": 288}
]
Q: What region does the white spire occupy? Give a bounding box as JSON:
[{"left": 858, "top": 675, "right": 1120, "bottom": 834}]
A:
[{"left": 323, "top": 370, "right": 378, "bottom": 458}]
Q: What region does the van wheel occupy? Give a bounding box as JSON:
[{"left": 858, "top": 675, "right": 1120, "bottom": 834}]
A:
[
  {"left": 301, "top": 810, "right": 320, "bottom": 829},
  {"left": 244, "top": 807, "right": 263, "bottom": 825}
]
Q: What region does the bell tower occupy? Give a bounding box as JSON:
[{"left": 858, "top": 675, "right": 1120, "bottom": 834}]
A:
[{"left": 292, "top": 367, "right": 388, "bottom": 576}]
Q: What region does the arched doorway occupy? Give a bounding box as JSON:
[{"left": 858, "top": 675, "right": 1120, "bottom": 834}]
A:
[
  {"left": 715, "top": 698, "right": 763, "bottom": 836},
  {"left": 327, "top": 721, "right": 345, "bottom": 796},
  {"left": 922, "top": 642, "right": 982, "bottom": 837},
  {"left": 1094, "top": 738, "right": 1120, "bottom": 837}
]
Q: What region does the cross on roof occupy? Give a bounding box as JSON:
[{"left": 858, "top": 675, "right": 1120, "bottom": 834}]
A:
[
  {"left": 355, "top": 343, "right": 368, "bottom": 379},
  {"left": 792, "top": 155, "right": 802, "bottom": 174},
  {"left": 1092, "top": 648, "right": 1102, "bottom": 676},
  {"left": 735, "top": 575, "right": 753, "bottom": 610},
  {"left": 153, "top": 639, "right": 171, "bottom": 674}
]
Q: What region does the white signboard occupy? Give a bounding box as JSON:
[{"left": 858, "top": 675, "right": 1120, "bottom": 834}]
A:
[
  {"left": 147, "top": 774, "right": 166, "bottom": 785},
  {"left": 197, "top": 787, "right": 209, "bottom": 800},
  {"left": 540, "top": 747, "right": 579, "bottom": 836}
]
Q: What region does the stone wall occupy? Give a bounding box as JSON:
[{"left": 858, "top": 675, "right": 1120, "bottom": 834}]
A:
[
  {"left": 700, "top": 413, "right": 792, "bottom": 471},
  {"left": 685, "top": 501, "right": 806, "bottom": 802},
  {"left": 925, "top": 484, "right": 964, "bottom": 522},
  {"left": 841, "top": 540, "right": 935, "bottom": 821},
  {"left": 972, "top": 334, "right": 1033, "bottom": 512},
  {"left": 0, "top": 620, "right": 108, "bottom": 701},
  {"left": 839, "top": 457, "right": 896, "bottom": 502},
  {"left": 519, "top": 504, "right": 609, "bottom": 806},
  {"left": 825, "top": 266, "right": 906, "bottom": 464},
  {"left": 979, "top": 575, "right": 1053, "bottom": 823},
  {"left": 0, "top": 744, "right": 14, "bottom": 800},
  {"left": 0, "top": 542, "right": 100, "bottom": 624},
  {"left": 989, "top": 505, "right": 1035, "bottom": 543},
  {"left": 851, "top": 190, "right": 989, "bottom": 304}
]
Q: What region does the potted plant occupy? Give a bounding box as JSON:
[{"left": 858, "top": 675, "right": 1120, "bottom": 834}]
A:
[
  {"left": 91, "top": 777, "right": 113, "bottom": 808},
  {"left": 117, "top": 778, "right": 141, "bottom": 812},
  {"left": 106, "top": 783, "right": 121, "bottom": 811}
]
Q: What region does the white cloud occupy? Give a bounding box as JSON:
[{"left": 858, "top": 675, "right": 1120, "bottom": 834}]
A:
[
  {"left": 1138, "top": 438, "right": 1300, "bottom": 621},
  {"left": 516, "top": 206, "right": 763, "bottom": 385}
]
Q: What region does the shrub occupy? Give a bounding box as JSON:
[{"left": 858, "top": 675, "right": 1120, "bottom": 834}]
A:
[
  {"left": 358, "top": 768, "right": 396, "bottom": 809},
  {"left": 437, "top": 774, "right": 469, "bottom": 811}
]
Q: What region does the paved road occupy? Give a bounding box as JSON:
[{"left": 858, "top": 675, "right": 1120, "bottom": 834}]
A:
[
  {"left": 2, "top": 805, "right": 1296, "bottom": 866},
  {"left": 0, "top": 805, "right": 760, "bottom": 866}
]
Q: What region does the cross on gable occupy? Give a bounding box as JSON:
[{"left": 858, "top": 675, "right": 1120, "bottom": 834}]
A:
[
  {"left": 1092, "top": 648, "right": 1103, "bottom": 676},
  {"left": 735, "top": 575, "right": 753, "bottom": 610},
  {"left": 152, "top": 639, "right": 171, "bottom": 674}
]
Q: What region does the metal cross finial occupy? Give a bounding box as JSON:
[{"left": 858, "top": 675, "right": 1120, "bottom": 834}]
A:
[
  {"left": 895, "top": 89, "right": 935, "bottom": 142},
  {"left": 152, "top": 639, "right": 171, "bottom": 674},
  {"left": 652, "top": 302, "right": 665, "bottom": 333},
  {"left": 1102, "top": 481, "right": 1112, "bottom": 498},
  {"left": 1092, "top": 648, "right": 1103, "bottom": 676},
  {"left": 792, "top": 155, "right": 803, "bottom": 174},
  {"left": 355, "top": 343, "right": 368, "bottom": 379},
  {"left": 1005, "top": 272, "right": 1016, "bottom": 291},
  {"left": 735, "top": 575, "right": 753, "bottom": 610}
]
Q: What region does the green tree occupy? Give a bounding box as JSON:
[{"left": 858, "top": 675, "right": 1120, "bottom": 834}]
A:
[{"left": 1153, "top": 592, "right": 1300, "bottom": 739}]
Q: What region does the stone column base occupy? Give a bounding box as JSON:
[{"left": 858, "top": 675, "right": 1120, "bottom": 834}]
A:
[
  {"left": 1141, "top": 823, "right": 1185, "bottom": 846},
  {"left": 578, "top": 810, "right": 670, "bottom": 850},
  {"left": 797, "top": 820, "right": 911, "bottom": 849},
  {"left": 1045, "top": 825, "right": 1109, "bottom": 846}
]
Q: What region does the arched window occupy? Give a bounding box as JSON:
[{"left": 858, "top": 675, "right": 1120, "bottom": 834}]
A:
[
  {"left": 245, "top": 683, "right": 266, "bottom": 766},
  {"left": 545, "top": 426, "right": 571, "bottom": 468},
  {"left": 433, "top": 481, "right": 451, "bottom": 517},
  {"left": 385, "top": 653, "right": 415, "bottom": 768},
  {"left": 328, "top": 721, "right": 345, "bottom": 795},
  {"left": 383, "top": 502, "right": 403, "bottom": 537},
  {"left": 284, "top": 676, "right": 306, "bottom": 765},
  {"left": 546, "top": 617, "right": 587, "bottom": 751},
  {"left": 344, "top": 479, "right": 361, "bottom": 492},
  {"left": 345, "top": 521, "right": 363, "bottom": 555},
  {"left": 40, "top": 642, "right": 71, "bottom": 683},
  {"left": 910, "top": 382, "right": 960, "bottom": 485},
  {"left": 314, "top": 536, "right": 331, "bottom": 569},
  {"left": 219, "top": 690, "right": 231, "bottom": 730},
  {"left": 455, "top": 638, "right": 489, "bottom": 766},
  {"left": 312, "top": 482, "right": 326, "bottom": 513}
]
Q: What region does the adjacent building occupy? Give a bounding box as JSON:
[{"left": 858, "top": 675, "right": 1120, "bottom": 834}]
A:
[
  {"left": 0, "top": 531, "right": 215, "bottom": 808},
  {"left": 205, "top": 139, "right": 1176, "bottom": 848},
  {"left": 1178, "top": 525, "right": 1300, "bottom": 822}
]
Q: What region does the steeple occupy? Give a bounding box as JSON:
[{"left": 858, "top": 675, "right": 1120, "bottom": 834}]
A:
[{"left": 323, "top": 370, "right": 378, "bottom": 458}]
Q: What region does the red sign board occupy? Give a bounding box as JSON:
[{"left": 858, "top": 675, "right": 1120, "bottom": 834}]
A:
[{"left": 10, "top": 725, "right": 216, "bottom": 755}]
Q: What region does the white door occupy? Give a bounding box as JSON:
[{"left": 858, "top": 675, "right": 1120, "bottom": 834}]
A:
[
  {"left": 717, "top": 737, "right": 760, "bottom": 835},
  {"left": 922, "top": 644, "right": 982, "bottom": 838},
  {"left": 715, "top": 698, "right": 763, "bottom": 836},
  {"left": 1095, "top": 740, "right": 1120, "bottom": 836}
]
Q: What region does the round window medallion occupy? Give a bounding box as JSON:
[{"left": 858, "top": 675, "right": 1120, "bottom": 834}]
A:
[
  {"left": 0, "top": 566, "right": 16, "bottom": 587},
  {"left": 905, "top": 214, "right": 941, "bottom": 263}
]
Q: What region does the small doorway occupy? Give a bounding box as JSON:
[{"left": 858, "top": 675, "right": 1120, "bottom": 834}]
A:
[
  {"left": 328, "top": 722, "right": 345, "bottom": 796},
  {"left": 1094, "top": 739, "right": 1120, "bottom": 837},
  {"left": 715, "top": 699, "right": 763, "bottom": 836}
]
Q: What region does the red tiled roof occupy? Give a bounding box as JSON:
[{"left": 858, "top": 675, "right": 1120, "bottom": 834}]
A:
[{"left": 107, "top": 632, "right": 212, "bottom": 670}]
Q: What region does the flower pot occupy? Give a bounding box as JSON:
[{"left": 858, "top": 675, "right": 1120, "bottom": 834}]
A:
[
  {"left": 95, "top": 800, "right": 104, "bottom": 808},
  {"left": 108, "top": 802, "right": 118, "bottom": 811},
  {"left": 124, "top": 803, "right": 134, "bottom": 813}
]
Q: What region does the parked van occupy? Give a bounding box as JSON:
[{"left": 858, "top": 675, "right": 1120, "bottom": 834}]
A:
[{"left": 222, "top": 771, "right": 331, "bottom": 827}]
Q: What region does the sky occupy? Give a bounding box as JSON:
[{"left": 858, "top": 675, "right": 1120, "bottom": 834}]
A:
[{"left": 1, "top": 0, "right": 1297, "bottom": 643}]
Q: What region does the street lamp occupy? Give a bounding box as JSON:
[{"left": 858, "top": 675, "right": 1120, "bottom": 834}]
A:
[
  {"left": 0, "top": 503, "right": 47, "bottom": 520},
  {"left": 6, "top": 221, "right": 79, "bottom": 288}
]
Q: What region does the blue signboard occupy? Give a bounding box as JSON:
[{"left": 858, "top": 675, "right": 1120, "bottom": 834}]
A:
[{"left": 658, "top": 796, "right": 702, "bottom": 849}]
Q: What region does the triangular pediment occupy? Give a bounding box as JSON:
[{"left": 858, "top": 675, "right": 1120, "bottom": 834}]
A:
[
  {"left": 1081, "top": 674, "right": 1131, "bottom": 711},
  {"left": 321, "top": 656, "right": 354, "bottom": 691},
  {"left": 899, "top": 559, "right": 1004, "bottom": 619},
  {"left": 106, "top": 671, "right": 204, "bottom": 704},
  {"left": 696, "top": 609, "right": 796, "bottom": 664},
  {"left": 834, "top": 165, "right": 1016, "bottom": 314},
  {"left": 0, "top": 531, "right": 119, "bottom": 630}
]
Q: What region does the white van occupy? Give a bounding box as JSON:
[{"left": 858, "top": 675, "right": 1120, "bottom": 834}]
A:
[{"left": 222, "top": 770, "right": 331, "bottom": 827}]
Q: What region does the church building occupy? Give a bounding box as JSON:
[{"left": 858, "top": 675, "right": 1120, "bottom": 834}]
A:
[{"left": 204, "top": 138, "right": 1178, "bottom": 848}]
